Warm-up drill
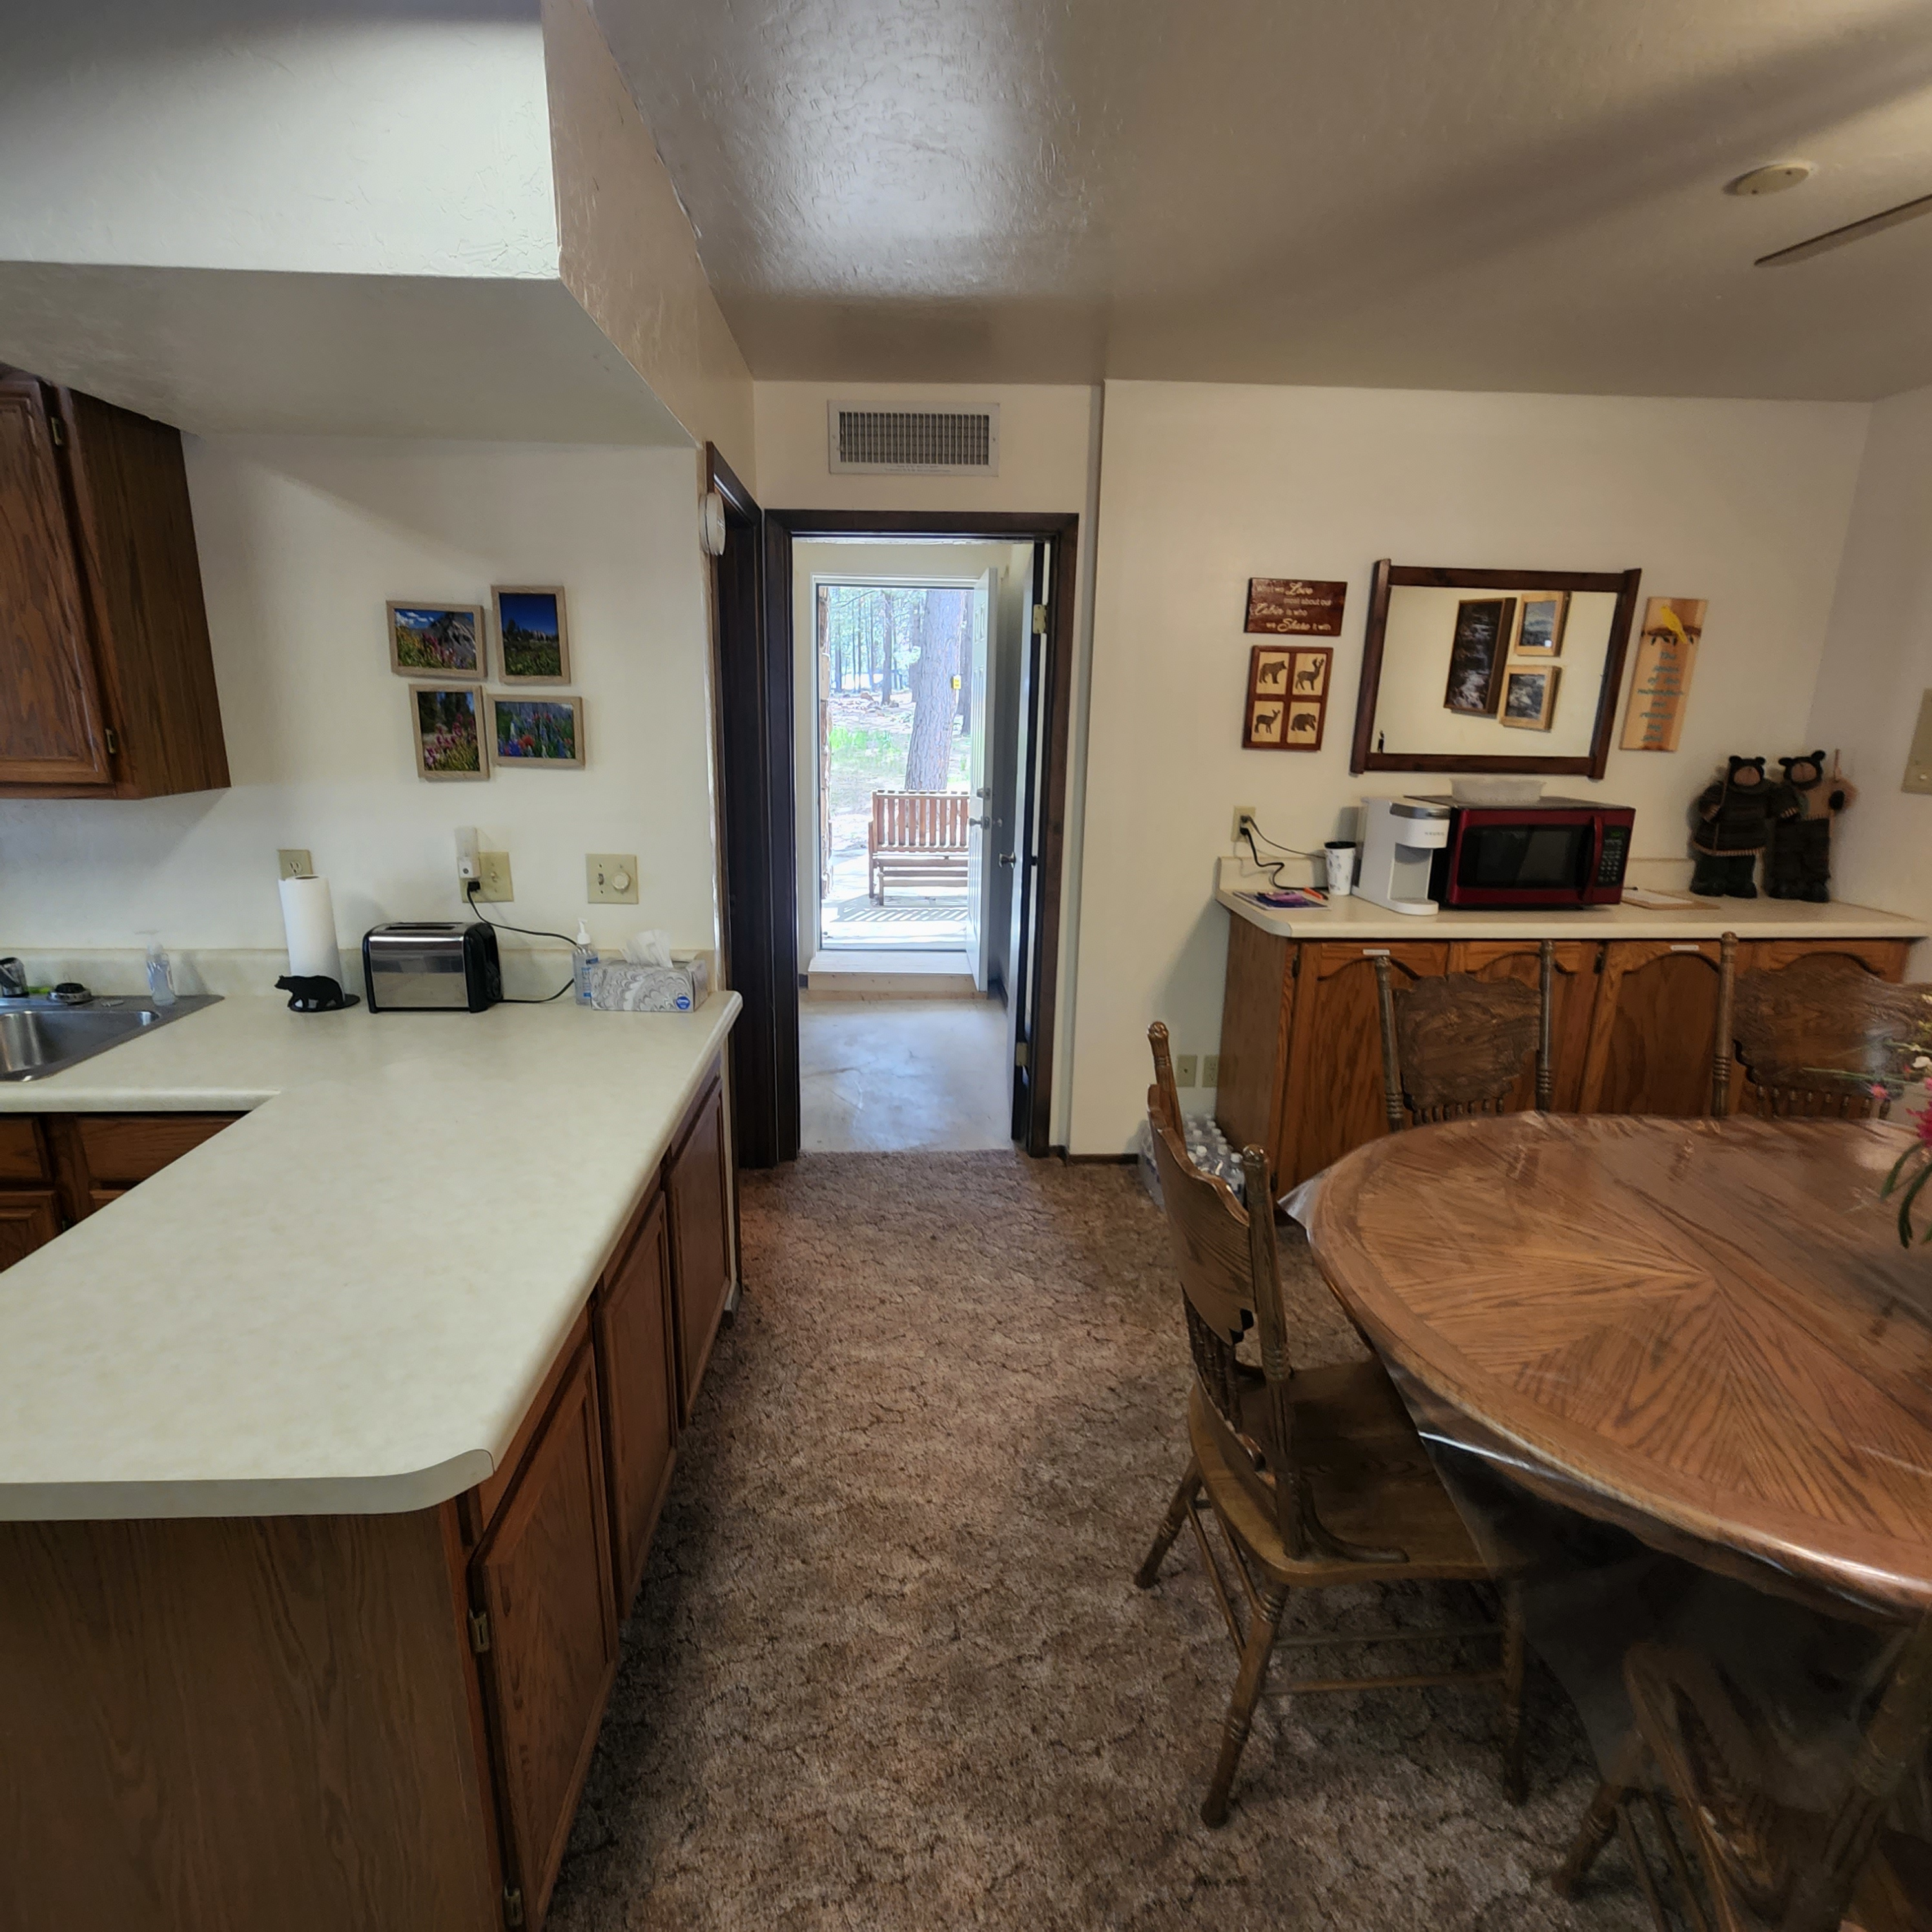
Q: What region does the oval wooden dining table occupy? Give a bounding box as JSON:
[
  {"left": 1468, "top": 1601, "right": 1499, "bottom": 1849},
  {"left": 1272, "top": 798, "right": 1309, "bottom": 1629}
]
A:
[{"left": 1299, "top": 1112, "right": 1932, "bottom": 1621}]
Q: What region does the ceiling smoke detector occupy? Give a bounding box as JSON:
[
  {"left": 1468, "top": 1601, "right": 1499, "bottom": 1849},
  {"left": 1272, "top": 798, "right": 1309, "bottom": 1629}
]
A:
[{"left": 1725, "top": 161, "right": 1816, "bottom": 197}]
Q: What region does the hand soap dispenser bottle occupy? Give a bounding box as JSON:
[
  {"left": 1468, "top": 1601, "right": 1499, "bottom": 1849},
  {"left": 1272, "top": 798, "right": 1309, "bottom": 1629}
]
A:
[{"left": 573, "top": 923, "right": 599, "bottom": 1005}]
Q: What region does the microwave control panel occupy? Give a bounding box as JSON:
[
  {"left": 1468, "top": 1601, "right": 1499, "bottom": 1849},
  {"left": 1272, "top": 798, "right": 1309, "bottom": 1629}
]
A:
[{"left": 1597, "top": 823, "right": 1632, "bottom": 887}]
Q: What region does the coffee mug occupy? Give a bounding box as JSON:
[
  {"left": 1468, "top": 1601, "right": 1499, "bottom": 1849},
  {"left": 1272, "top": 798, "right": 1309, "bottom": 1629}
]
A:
[{"left": 1324, "top": 841, "right": 1359, "bottom": 896}]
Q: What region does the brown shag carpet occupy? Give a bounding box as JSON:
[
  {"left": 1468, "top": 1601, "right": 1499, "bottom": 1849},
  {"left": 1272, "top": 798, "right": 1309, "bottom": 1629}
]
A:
[{"left": 550, "top": 1153, "right": 1646, "bottom": 1932}]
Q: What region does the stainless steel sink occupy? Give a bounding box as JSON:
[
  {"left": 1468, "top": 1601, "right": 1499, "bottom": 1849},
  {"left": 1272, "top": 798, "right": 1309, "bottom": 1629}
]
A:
[{"left": 0, "top": 994, "right": 221, "bottom": 1081}]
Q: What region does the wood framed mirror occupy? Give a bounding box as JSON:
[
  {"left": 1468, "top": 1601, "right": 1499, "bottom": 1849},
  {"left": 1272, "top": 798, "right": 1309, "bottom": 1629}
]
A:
[{"left": 1348, "top": 561, "right": 1643, "bottom": 778}]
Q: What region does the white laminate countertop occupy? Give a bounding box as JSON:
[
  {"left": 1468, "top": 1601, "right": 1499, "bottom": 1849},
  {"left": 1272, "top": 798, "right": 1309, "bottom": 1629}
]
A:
[
  {"left": 0, "top": 990, "right": 740, "bottom": 1523},
  {"left": 1214, "top": 859, "right": 1931, "bottom": 944}
]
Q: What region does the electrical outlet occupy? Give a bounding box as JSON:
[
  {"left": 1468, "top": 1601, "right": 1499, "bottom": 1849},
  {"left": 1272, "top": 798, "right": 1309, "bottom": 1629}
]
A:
[
  {"left": 276, "top": 848, "right": 312, "bottom": 880},
  {"left": 1231, "top": 806, "right": 1257, "bottom": 846},
  {"left": 1202, "top": 1054, "right": 1220, "bottom": 1087},
  {"left": 1904, "top": 692, "right": 1932, "bottom": 794},
  {"left": 473, "top": 851, "right": 513, "bottom": 902},
  {"left": 1175, "top": 1053, "right": 1198, "bottom": 1087},
  {"left": 587, "top": 853, "right": 639, "bottom": 905}
]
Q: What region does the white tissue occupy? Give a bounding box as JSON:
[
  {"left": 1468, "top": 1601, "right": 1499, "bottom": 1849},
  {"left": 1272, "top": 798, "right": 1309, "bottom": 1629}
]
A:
[
  {"left": 623, "top": 929, "right": 673, "bottom": 967},
  {"left": 278, "top": 875, "right": 343, "bottom": 984}
]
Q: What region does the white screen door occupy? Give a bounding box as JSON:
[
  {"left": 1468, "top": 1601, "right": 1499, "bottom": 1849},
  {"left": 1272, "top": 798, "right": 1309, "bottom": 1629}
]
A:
[{"left": 963, "top": 568, "right": 995, "bottom": 992}]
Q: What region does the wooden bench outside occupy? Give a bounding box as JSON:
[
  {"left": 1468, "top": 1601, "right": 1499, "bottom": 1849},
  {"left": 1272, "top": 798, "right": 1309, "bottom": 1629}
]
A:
[{"left": 868, "top": 790, "right": 970, "bottom": 901}]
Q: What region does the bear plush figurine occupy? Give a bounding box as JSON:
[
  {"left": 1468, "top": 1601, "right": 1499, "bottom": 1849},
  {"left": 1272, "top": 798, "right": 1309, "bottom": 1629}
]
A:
[
  {"left": 1690, "top": 755, "right": 1770, "bottom": 898},
  {"left": 1765, "top": 749, "right": 1851, "bottom": 901}
]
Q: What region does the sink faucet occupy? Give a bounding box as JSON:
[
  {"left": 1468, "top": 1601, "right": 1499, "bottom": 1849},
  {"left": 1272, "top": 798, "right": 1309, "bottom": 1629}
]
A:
[{"left": 0, "top": 959, "right": 26, "bottom": 1000}]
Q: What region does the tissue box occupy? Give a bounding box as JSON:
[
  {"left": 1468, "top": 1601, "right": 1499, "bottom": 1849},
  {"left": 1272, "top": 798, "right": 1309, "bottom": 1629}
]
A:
[{"left": 589, "top": 956, "right": 710, "bottom": 1012}]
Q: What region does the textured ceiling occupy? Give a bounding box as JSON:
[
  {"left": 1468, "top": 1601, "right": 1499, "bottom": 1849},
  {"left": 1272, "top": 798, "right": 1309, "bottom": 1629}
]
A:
[{"left": 592, "top": 0, "right": 1932, "bottom": 398}]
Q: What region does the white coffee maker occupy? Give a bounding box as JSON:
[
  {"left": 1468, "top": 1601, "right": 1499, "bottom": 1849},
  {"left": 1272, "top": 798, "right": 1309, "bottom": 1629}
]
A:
[{"left": 1355, "top": 798, "right": 1450, "bottom": 916}]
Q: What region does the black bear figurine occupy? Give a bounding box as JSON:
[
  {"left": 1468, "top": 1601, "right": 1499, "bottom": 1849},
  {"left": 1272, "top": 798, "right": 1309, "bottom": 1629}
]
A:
[
  {"left": 1690, "top": 756, "right": 1769, "bottom": 899},
  {"left": 1765, "top": 749, "right": 1846, "bottom": 903}
]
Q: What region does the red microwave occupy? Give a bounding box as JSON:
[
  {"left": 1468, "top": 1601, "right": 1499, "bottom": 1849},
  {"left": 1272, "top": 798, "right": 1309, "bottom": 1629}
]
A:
[{"left": 1421, "top": 797, "right": 1634, "bottom": 908}]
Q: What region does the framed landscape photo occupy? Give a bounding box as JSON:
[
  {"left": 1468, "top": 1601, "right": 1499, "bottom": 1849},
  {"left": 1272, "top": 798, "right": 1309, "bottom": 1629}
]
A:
[
  {"left": 1501, "top": 665, "right": 1561, "bottom": 731},
  {"left": 493, "top": 585, "right": 570, "bottom": 683},
  {"left": 409, "top": 685, "right": 489, "bottom": 780},
  {"left": 388, "top": 602, "right": 484, "bottom": 679},
  {"left": 491, "top": 694, "right": 584, "bottom": 768},
  {"left": 1443, "top": 597, "right": 1516, "bottom": 714},
  {"left": 1513, "top": 591, "right": 1570, "bottom": 658}
]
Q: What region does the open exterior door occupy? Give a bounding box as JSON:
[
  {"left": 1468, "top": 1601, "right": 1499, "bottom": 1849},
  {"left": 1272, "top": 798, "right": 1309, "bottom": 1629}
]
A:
[{"left": 963, "top": 568, "right": 995, "bottom": 994}]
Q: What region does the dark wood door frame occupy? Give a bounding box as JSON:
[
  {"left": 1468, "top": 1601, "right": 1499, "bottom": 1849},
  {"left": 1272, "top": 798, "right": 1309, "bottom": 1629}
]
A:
[
  {"left": 763, "top": 508, "right": 1080, "bottom": 1158},
  {"left": 705, "top": 445, "right": 797, "bottom": 1169}
]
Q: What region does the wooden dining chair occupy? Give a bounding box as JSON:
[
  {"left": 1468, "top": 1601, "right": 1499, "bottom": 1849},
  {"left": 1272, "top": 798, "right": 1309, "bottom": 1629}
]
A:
[
  {"left": 1554, "top": 1618, "right": 1932, "bottom": 1932},
  {"left": 1373, "top": 940, "right": 1553, "bottom": 1130},
  {"left": 1714, "top": 944, "right": 1931, "bottom": 1121},
  {"left": 1135, "top": 1022, "right": 1526, "bottom": 1825}
]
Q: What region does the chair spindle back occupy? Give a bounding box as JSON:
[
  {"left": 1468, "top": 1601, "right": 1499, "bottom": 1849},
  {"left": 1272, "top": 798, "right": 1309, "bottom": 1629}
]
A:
[{"left": 1374, "top": 947, "right": 1549, "bottom": 1130}]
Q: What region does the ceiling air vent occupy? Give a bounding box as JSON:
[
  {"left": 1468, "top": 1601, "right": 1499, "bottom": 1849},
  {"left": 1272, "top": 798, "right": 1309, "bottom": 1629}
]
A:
[{"left": 827, "top": 402, "right": 1000, "bottom": 476}]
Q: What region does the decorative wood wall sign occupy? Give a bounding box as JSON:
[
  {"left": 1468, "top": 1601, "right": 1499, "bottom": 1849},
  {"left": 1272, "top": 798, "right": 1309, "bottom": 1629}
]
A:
[
  {"left": 1245, "top": 577, "right": 1348, "bottom": 636},
  {"left": 1619, "top": 596, "right": 1705, "bottom": 752},
  {"left": 1244, "top": 645, "right": 1331, "bottom": 750}
]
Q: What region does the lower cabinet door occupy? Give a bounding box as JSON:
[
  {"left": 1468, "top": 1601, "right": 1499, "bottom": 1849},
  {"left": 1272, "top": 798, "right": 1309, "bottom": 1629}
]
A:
[
  {"left": 1579, "top": 940, "right": 1730, "bottom": 1115},
  {"left": 471, "top": 1341, "right": 619, "bottom": 1929},
  {"left": 1448, "top": 940, "right": 1601, "bottom": 1112},
  {"left": 594, "top": 1191, "right": 677, "bottom": 1614},
  {"left": 0, "top": 1187, "right": 61, "bottom": 1271},
  {"left": 666, "top": 1075, "right": 732, "bottom": 1423}
]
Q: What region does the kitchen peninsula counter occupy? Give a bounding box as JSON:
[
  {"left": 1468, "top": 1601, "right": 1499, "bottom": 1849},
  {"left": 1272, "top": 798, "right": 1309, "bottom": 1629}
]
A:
[{"left": 0, "top": 990, "right": 739, "bottom": 1520}]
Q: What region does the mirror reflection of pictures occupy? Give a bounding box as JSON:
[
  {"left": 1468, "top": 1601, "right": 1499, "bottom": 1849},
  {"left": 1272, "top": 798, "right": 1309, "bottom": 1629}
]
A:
[
  {"left": 410, "top": 685, "right": 489, "bottom": 780},
  {"left": 1443, "top": 598, "right": 1515, "bottom": 714},
  {"left": 1501, "top": 666, "right": 1561, "bottom": 731},
  {"left": 388, "top": 602, "right": 484, "bottom": 679},
  {"left": 1514, "top": 592, "right": 1569, "bottom": 658},
  {"left": 493, "top": 586, "right": 571, "bottom": 683},
  {"left": 1248, "top": 700, "right": 1285, "bottom": 745},
  {"left": 1291, "top": 651, "right": 1328, "bottom": 697},
  {"left": 491, "top": 695, "right": 585, "bottom": 768}
]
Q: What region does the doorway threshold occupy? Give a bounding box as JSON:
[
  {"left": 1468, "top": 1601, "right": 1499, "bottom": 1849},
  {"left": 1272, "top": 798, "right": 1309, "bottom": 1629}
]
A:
[{"left": 805, "top": 949, "right": 979, "bottom": 998}]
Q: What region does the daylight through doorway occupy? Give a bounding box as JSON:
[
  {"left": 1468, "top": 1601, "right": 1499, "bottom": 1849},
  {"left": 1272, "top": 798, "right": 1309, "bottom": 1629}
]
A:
[{"left": 817, "top": 581, "right": 980, "bottom": 952}]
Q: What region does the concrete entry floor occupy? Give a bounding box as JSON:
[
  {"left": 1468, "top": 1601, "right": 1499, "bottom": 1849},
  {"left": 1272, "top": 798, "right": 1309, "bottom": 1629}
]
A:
[{"left": 799, "top": 997, "right": 1011, "bottom": 1151}]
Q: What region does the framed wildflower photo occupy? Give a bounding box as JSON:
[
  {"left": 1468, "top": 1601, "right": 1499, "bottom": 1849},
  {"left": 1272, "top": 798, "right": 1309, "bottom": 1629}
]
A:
[
  {"left": 490, "top": 694, "right": 584, "bottom": 768},
  {"left": 387, "top": 602, "right": 485, "bottom": 679},
  {"left": 409, "top": 684, "right": 489, "bottom": 781},
  {"left": 493, "top": 585, "right": 570, "bottom": 683}
]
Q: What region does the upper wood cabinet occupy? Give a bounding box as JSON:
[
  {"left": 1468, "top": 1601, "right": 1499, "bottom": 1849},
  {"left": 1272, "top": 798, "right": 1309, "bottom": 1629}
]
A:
[{"left": 0, "top": 369, "right": 228, "bottom": 799}]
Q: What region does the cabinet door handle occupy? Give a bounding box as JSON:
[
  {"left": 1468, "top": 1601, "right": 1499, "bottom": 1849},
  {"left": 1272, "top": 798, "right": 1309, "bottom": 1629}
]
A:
[
  {"left": 1362, "top": 947, "right": 1392, "bottom": 958},
  {"left": 1669, "top": 943, "right": 1701, "bottom": 954}
]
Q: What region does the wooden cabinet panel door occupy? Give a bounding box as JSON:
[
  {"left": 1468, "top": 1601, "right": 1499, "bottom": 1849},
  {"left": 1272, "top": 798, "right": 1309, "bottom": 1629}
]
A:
[
  {"left": 1749, "top": 938, "right": 1909, "bottom": 983},
  {"left": 594, "top": 1191, "right": 677, "bottom": 1616},
  {"left": 1579, "top": 939, "right": 1735, "bottom": 1116},
  {"left": 666, "top": 1076, "right": 732, "bottom": 1423},
  {"left": 471, "top": 1342, "right": 618, "bottom": 1929},
  {"left": 0, "top": 376, "right": 111, "bottom": 786},
  {"left": 0, "top": 1189, "right": 61, "bottom": 1271},
  {"left": 1448, "top": 940, "right": 1601, "bottom": 1112},
  {"left": 1214, "top": 917, "right": 1295, "bottom": 1180},
  {"left": 1280, "top": 942, "right": 1450, "bottom": 1186}
]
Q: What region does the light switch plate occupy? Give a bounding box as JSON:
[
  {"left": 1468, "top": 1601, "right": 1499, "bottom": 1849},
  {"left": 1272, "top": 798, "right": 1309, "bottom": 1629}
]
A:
[
  {"left": 1175, "top": 1053, "right": 1198, "bottom": 1087},
  {"left": 1904, "top": 691, "right": 1932, "bottom": 794},
  {"left": 277, "top": 849, "right": 312, "bottom": 879},
  {"left": 474, "top": 852, "right": 513, "bottom": 902},
  {"left": 587, "top": 853, "right": 639, "bottom": 904}
]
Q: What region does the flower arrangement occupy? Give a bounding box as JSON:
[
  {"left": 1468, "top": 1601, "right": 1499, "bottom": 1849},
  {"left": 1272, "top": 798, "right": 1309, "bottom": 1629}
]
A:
[{"left": 1859, "top": 993, "right": 1932, "bottom": 1245}]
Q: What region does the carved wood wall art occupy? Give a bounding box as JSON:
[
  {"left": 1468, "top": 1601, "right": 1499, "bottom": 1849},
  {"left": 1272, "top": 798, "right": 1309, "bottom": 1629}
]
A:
[
  {"left": 1244, "top": 644, "right": 1331, "bottom": 751},
  {"left": 1244, "top": 577, "right": 1347, "bottom": 636}
]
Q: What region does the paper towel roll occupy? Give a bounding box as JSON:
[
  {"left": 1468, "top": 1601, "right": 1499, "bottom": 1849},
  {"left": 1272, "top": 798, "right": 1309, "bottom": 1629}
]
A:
[{"left": 279, "top": 875, "right": 343, "bottom": 984}]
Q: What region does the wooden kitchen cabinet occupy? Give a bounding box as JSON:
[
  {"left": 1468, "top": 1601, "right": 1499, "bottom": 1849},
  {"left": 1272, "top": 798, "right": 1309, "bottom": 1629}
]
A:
[
  {"left": 1576, "top": 940, "right": 1730, "bottom": 1116},
  {"left": 593, "top": 1189, "right": 677, "bottom": 1616},
  {"left": 0, "top": 369, "right": 228, "bottom": 799},
  {"left": 1449, "top": 940, "right": 1599, "bottom": 1113},
  {"left": 0, "top": 1117, "right": 59, "bottom": 1268},
  {"left": 666, "top": 1073, "right": 733, "bottom": 1423},
  {"left": 1279, "top": 941, "right": 1448, "bottom": 1184},
  {"left": 469, "top": 1339, "right": 619, "bottom": 1932}
]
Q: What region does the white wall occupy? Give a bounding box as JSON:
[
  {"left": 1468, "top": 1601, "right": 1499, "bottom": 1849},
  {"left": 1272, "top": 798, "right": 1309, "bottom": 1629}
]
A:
[
  {"left": 0, "top": 437, "right": 719, "bottom": 969},
  {"left": 1070, "top": 378, "right": 1871, "bottom": 1153},
  {"left": 754, "top": 381, "right": 1101, "bottom": 1144},
  {"left": 1807, "top": 382, "right": 1932, "bottom": 953},
  {"left": 0, "top": 1, "right": 557, "bottom": 278}
]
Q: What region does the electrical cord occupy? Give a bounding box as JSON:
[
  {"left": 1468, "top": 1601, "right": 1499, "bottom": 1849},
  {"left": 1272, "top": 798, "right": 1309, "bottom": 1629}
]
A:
[{"left": 464, "top": 884, "right": 577, "bottom": 1003}]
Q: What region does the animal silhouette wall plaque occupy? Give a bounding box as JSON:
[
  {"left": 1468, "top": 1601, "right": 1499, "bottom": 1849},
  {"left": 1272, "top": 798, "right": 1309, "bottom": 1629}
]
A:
[{"left": 1244, "top": 645, "right": 1331, "bottom": 750}]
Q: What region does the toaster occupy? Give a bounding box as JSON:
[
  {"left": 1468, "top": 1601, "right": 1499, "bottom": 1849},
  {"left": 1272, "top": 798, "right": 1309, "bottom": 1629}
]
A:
[{"left": 362, "top": 922, "right": 502, "bottom": 1013}]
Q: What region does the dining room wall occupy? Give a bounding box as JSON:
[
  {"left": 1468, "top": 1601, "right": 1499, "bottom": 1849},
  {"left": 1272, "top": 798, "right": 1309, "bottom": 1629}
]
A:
[
  {"left": 1067, "top": 378, "right": 1871, "bottom": 1154},
  {"left": 1805, "top": 381, "right": 1932, "bottom": 968}
]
